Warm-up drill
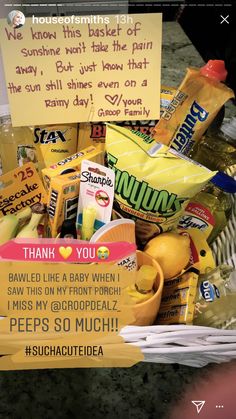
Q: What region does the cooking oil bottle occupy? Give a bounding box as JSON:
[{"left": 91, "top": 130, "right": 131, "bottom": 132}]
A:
[
  {"left": 178, "top": 172, "right": 236, "bottom": 244},
  {"left": 191, "top": 116, "right": 236, "bottom": 171}
]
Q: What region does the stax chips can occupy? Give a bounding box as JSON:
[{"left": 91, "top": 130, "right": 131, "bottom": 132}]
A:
[{"left": 33, "top": 123, "right": 78, "bottom": 170}]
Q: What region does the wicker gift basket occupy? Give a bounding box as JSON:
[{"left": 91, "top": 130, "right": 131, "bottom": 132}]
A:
[
  {"left": 0, "top": 172, "right": 235, "bottom": 368},
  {"left": 121, "top": 166, "right": 236, "bottom": 367}
]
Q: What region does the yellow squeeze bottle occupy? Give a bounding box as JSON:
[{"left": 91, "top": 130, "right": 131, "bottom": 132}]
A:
[
  {"left": 127, "top": 265, "right": 156, "bottom": 304},
  {"left": 81, "top": 206, "right": 97, "bottom": 241}
]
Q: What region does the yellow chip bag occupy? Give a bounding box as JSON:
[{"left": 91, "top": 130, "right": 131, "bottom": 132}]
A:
[
  {"left": 152, "top": 62, "right": 234, "bottom": 156},
  {"left": 105, "top": 124, "right": 217, "bottom": 245}
]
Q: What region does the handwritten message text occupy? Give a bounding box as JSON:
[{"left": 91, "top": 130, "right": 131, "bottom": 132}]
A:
[{"left": 0, "top": 14, "right": 162, "bottom": 126}]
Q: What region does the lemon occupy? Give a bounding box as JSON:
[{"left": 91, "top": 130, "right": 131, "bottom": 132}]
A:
[{"left": 144, "top": 232, "right": 191, "bottom": 279}]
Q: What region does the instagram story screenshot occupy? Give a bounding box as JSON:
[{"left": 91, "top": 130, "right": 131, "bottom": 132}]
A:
[{"left": 0, "top": 1, "right": 235, "bottom": 418}]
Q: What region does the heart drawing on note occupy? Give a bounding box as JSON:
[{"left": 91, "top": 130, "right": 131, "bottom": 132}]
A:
[{"left": 105, "top": 94, "right": 120, "bottom": 106}]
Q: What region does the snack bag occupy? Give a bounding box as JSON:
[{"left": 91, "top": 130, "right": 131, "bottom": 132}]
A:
[
  {"left": 152, "top": 61, "right": 234, "bottom": 156},
  {"left": 78, "top": 120, "right": 157, "bottom": 151},
  {"left": 105, "top": 124, "right": 217, "bottom": 245}
]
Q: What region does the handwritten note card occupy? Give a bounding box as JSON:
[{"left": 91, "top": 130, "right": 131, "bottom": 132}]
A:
[{"left": 0, "top": 14, "right": 162, "bottom": 126}]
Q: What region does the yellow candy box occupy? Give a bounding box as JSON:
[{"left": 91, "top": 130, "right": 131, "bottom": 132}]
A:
[
  {"left": 42, "top": 145, "right": 104, "bottom": 192},
  {"left": 47, "top": 171, "right": 81, "bottom": 238}
]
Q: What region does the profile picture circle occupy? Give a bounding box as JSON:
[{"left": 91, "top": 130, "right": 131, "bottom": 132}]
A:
[{"left": 7, "top": 10, "right": 25, "bottom": 29}]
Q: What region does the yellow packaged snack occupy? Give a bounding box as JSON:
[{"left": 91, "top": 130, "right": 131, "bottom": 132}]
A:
[
  {"left": 157, "top": 303, "right": 195, "bottom": 325},
  {"left": 42, "top": 145, "right": 103, "bottom": 191},
  {"left": 47, "top": 172, "right": 80, "bottom": 238},
  {"left": 164, "top": 271, "right": 198, "bottom": 291},
  {"left": 152, "top": 61, "right": 234, "bottom": 156},
  {"left": 0, "top": 162, "right": 47, "bottom": 217},
  {"left": 105, "top": 124, "right": 217, "bottom": 245},
  {"left": 157, "top": 271, "right": 198, "bottom": 324},
  {"left": 161, "top": 287, "right": 192, "bottom": 306},
  {"left": 78, "top": 120, "right": 157, "bottom": 151},
  {"left": 0, "top": 163, "right": 47, "bottom": 243},
  {"left": 77, "top": 86, "right": 175, "bottom": 151},
  {"left": 161, "top": 271, "right": 199, "bottom": 306}
]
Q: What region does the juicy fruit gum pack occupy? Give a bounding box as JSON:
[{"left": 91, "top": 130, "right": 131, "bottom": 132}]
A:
[
  {"left": 152, "top": 68, "right": 234, "bottom": 155},
  {"left": 105, "top": 124, "right": 217, "bottom": 245},
  {"left": 157, "top": 271, "right": 199, "bottom": 325}
]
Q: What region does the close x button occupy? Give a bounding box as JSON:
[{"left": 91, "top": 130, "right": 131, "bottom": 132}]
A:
[{"left": 220, "top": 15, "right": 229, "bottom": 24}]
